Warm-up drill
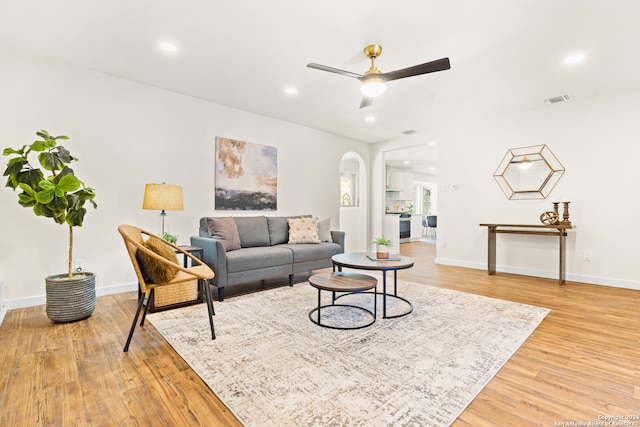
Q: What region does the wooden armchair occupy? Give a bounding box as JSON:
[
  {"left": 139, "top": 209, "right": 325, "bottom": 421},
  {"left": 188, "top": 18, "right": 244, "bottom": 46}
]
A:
[{"left": 118, "top": 224, "right": 216, "bottom": 352}]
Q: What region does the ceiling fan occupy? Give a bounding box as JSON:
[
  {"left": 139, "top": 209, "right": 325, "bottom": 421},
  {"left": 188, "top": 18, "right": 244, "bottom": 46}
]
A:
[{"left": 307, "top": 44, "right": 451, "bottom": 108}]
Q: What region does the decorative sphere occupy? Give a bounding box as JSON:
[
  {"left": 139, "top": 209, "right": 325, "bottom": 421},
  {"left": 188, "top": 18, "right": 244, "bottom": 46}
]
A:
[{"left": 540, "top": 211, "right": 560, "bottom": 225}]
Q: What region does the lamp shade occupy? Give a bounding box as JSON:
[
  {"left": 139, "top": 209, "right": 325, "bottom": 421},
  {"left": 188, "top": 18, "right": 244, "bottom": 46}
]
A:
[
  {"left": 360, "top": 77, "right": 386, "bottom": 98},
  {"left": 142, "top": 184, "right": 184, "bottom": 211}
]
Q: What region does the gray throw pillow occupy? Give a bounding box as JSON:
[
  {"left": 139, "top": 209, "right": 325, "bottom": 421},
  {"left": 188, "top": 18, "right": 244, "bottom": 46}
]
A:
[
  {"left": 267, "top": 216, "right": 289, "bottom": 245},
  {"left": 207, "top": 217, "right": 241, "bottom": 251},
  {"left": 233, "top": 216, "right": 270, "bottom": 247}
]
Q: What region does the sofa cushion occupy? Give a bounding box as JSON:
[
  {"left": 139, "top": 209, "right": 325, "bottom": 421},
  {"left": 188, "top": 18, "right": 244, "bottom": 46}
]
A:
[
  {"left": 316, "top": 217, "right": 332, "bottom": 242},
  {"left": 141, "top": 237, "right": 179, "bottom": 283},
  {"left": 266, "top": 216, "right": 289, "bottom": 245},
  {"left": 207, "top": 217, "right": 241, "bottom": 251},
  {"left": 234, "top": 216, "right": 270, "bottom": 247},
  {"left": 287, "top": 217, "right": 320, "bottom": 244},
  {"left": 281, "top": 242, "right": 343, "bottom": 263},
  {"left": 226, "top": 246, "right": 293, "bottom": 273}
]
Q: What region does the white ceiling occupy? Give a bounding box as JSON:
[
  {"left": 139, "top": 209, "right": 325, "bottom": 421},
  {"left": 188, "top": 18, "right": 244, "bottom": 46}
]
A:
[{"left": 1, "top": 0, "right": 639, "bottom": 148}]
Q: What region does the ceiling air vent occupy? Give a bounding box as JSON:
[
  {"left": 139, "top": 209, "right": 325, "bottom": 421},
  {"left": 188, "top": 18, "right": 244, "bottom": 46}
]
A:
[
  {"left": 544, "top": 94, "right": 571, "bottom": 104},
  {"left": 402, "top": 130, "right": 417, "bottom": 135}
]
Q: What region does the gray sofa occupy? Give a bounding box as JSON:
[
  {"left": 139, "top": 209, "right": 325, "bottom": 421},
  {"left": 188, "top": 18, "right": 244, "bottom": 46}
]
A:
[{"left": 191, "top": 215, "right": 345, "bottom": 301}]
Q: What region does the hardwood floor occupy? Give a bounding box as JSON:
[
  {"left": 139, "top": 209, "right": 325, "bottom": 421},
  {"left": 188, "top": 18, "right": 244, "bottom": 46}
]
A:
[{"left": 1, "top": 241, "right": 639, "bottom": 426}]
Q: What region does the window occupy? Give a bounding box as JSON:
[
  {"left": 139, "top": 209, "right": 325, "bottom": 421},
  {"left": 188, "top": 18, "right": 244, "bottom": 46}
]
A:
[{"left": 422, "top": 187, "right": 432, "bottom": 215}]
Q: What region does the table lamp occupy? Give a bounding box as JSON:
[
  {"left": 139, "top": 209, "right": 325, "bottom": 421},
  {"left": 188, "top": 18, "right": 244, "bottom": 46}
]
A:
[{"left": 142, "top": 183, "right": 183, "bottom": 235}]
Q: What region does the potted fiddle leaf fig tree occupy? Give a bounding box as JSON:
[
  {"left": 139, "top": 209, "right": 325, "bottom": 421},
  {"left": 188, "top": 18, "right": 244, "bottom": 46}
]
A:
[{"left": 3, "top": 130, "right": 97, "bottom": 322}]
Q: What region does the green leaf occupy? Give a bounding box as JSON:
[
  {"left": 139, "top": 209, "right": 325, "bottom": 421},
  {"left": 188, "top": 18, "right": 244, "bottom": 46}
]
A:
[
  {"left": 36, "top": 130, "right": 50, "bottom": 139},
  {"left": 3, "top": 145, "right": 26, "bottom": 156},
  {"left": 55, "top": 135, "right": 69, "bottom": 141},
  {"left": 35, "top": 188, "right": 54, "bottom": 204},
  {"left": 18, "top": 183, "right": 37, "bottom": 197},
  {"left": 38, "top": 151, "right": 65, "bottom": 171},
  {"left": 38, "top": 179, "right": 55, "bottom": 191},
  {"left": 67, "top": 207, "right": 86, "bottom": 227},
  {"left": 18, "top": 192, "right": 36, "bottom": 207},
  {"left": 56, "top": 174, "right": 80, "bottom": 193},
  {"left": 29, "top": 139, "right": 48, "bottom": 152},
  {"left": 54, "top": 146, "right": 74, "bottom": 163},
  {"left": 33, "top": 202, "right": 55, "bottom": 217},
  {"left": 48, "top": 194, "right": 68, "bottom": 212},
  {"left": 16, "top": 169, "right": 43, "bottom": 189},
  {"left": 3, "top": 157, "right": 27, "bottom": 176}
]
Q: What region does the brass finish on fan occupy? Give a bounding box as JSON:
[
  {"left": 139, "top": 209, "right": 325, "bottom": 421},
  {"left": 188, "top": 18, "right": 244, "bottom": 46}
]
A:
[{"left": 307, "top": 44, "right": 451, "bottom": 108}]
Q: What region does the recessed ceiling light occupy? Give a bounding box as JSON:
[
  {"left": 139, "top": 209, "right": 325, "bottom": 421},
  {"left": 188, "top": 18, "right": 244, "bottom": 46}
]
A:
[
  {"left": 284, "top": 87, "right": 298, "bottom": 96},
  {"left": 403, "top": 160, "right": 410, "bottom": 165},
  {"left": 564, "top": 52, "right": 586, "bottom": 65},
  {"left": 365, "top": 116, "right": 376, "bottom": 123},
  {"left": 159, "top": 42, "right": 177, "bottom": 52}
]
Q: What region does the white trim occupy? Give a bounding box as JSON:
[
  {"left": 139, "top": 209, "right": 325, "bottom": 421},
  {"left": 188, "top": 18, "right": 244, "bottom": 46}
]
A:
[
  {"left": 2, "top": 282, "right": 138, "bottom": 312},
  {"left": 435, "top": 258, "right": 640, "bottom": 290}
]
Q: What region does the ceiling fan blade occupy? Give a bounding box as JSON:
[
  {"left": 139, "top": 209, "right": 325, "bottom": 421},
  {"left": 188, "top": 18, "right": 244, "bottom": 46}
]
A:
[
  {"left": 381, "top": 57, "right": 451, "bottom": 82},
  {"left": 359, "top": 96, "right": 374, "bottom": 109},
  {"left": 307, "top": 63, "right": 363, "bottom": 79}
]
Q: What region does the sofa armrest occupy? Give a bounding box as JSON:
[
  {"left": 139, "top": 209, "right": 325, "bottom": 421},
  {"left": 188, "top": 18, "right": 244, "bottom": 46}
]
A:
[
  {"left": 330, "top": 230, "right": 345, "bottom": 253},
  {"left": 190, "top": 236, "right": 228, "bottom": 288}
]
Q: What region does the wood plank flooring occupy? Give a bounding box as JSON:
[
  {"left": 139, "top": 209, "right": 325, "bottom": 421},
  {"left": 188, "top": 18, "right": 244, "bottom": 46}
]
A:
[{"left": 1, "top": 240, "right": 639, "bottom": 426}]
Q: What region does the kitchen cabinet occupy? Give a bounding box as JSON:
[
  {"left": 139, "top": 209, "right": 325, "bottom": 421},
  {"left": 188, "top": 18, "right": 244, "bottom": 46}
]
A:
[{"left": 388, "top": 172, "right": 414, "bottom": 200}]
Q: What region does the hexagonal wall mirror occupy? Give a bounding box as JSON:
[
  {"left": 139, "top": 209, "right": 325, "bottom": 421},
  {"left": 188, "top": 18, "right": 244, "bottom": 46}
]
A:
[{"left": 493, "top": 144, "right": 565, "bottom": 200}]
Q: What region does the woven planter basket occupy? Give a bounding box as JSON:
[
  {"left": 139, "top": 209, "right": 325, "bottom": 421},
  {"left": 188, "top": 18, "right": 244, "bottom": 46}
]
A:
[{"left": 45, "top": 272, "right": 96, "bottom": 323}]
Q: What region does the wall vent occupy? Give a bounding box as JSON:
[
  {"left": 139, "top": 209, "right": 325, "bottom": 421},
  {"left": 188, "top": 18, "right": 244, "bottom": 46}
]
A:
[
  {"left": 544, "top": 94, "right": 571, "bottom": 104},
  {"left": 401, "top": 129, "right": 417, "bottom": 135}
]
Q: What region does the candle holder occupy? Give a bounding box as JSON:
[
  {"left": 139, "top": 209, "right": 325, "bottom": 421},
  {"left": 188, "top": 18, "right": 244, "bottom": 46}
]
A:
[{"left": 560, "top": 201, "right": 571, "bottom": 226}]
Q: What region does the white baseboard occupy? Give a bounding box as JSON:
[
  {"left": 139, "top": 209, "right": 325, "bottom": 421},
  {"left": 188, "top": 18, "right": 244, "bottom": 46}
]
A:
[
  {"left": 435, "top": 258, "right": 640, "bottom": 290},
  {"left": 1, "top": 282, "right": 138, "bottom": 314}
]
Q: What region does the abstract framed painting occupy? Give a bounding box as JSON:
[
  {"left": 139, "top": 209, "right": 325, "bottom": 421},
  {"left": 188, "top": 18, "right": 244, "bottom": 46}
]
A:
[{"left": 215, "top": 136, "right": 277, "bottom": 210}]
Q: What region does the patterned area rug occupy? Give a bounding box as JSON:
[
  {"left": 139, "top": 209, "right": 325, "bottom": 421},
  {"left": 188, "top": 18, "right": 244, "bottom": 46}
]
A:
[{"left": 147, "top": 278, "right": 549, "bottom": 426}]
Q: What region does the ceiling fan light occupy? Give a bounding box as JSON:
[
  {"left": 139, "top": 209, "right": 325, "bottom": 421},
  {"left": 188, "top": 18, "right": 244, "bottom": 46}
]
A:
[{"left": 360, "top": 80, "right": 386, "bottom": 97}]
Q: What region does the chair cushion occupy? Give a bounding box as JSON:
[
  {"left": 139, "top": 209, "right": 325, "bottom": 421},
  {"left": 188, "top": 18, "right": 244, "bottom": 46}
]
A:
[
  {"left": 207, "top": 217, "right": 241, "bottom": 251},
  {"left": 234, "top": 216, "right": 270, "bottom": 247},
  {"left": 141, "top": 237, "right": 179, "bottom": 283},
  {"left": 287, "top": 217, "right": 320, "bottom": 244}
]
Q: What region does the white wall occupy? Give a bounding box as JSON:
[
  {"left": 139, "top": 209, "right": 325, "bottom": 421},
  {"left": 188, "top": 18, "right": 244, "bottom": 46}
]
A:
[
  {"left": 372, "top": 89, "right": 640, "bottom": 289},
  {"left": 0, "top": 46, "right": 370, "bottom": 308}
]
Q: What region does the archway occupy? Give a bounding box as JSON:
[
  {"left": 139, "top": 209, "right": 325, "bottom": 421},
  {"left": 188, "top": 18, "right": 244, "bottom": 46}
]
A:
[{"left": 339, "top": 152, "right": 368, "bottom": 252}]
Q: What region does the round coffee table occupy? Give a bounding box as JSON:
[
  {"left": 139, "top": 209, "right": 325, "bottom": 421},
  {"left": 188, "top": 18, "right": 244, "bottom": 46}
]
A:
[
  {"left": 308, "top": 271, "right": 377, "bottom": 330},
  {"left": 331, "top": 252, "right": 414, "bottom": 319}
]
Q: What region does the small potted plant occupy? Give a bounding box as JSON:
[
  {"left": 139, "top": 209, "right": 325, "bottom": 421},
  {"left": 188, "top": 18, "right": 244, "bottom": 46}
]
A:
[
  {"left": 3, "top": 130, "right": 97, "bottom": 322},
  {"left": 372, "top": 235, "right": 393, "bottom": 259},
  {"left": 163, "top": 232, "right": 178, "bottom": 244}
]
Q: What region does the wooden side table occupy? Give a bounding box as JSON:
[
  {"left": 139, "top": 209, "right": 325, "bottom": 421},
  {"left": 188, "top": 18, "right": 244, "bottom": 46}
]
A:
[
  {"left": 308, "top": 272, "right": 378, "bottom": 330},
  {"left": 479, "top": 223, "right": 573, "bottom": 285}
]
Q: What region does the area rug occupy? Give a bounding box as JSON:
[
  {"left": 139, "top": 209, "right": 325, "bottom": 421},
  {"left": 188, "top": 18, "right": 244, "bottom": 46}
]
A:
[{"left": 147, "top": 278, "right": 549, "bottom": 426}]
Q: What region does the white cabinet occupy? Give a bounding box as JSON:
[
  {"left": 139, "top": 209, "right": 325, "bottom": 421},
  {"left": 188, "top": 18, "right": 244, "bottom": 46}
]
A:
[{"left": 389, "top": 172, "right": 414, "bottom": 200}]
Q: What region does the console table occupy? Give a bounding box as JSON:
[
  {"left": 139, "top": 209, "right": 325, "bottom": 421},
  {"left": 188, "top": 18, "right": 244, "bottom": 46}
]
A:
[{"left": 479, "top": 223, "right": 573, "bottom": 285}]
